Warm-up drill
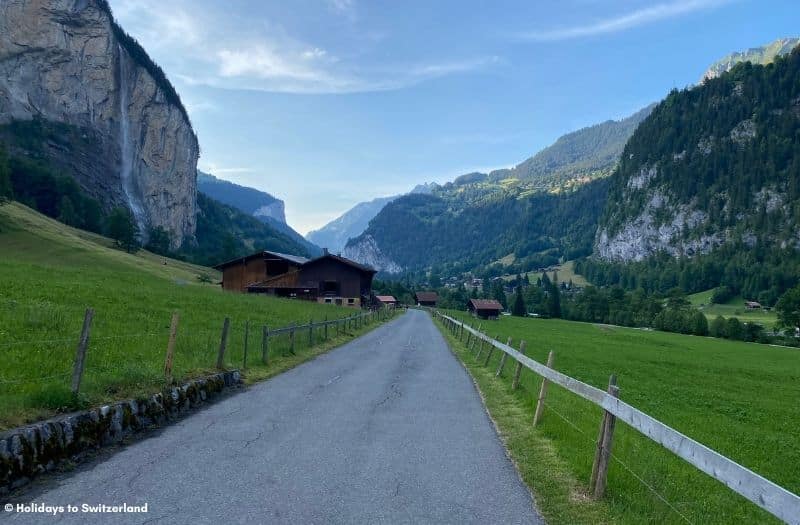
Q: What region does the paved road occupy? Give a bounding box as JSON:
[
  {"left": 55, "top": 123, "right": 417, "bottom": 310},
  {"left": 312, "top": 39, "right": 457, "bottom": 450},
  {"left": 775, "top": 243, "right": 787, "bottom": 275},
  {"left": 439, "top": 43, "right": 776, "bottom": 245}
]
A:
[{"left": 5, "top": 309, "right": 542, "bottom": 524}]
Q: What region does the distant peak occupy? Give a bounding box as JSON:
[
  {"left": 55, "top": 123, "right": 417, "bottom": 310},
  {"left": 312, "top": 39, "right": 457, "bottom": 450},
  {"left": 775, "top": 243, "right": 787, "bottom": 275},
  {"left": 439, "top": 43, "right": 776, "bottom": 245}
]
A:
[{"left": 701, "top": 37, "right": 800, "bottom": 82}]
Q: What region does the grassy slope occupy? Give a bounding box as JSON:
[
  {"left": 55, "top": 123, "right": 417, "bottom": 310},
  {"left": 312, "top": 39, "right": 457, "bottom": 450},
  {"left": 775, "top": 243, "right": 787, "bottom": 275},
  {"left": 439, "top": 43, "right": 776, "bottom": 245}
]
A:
[
  {"left": 689, "top": 290, "right": 778, "bottom": 328},
  {"left": 501, "top": 260, "right": 591, "bottom": 287},
  {"left": 440, "top": 311, "right": 798, "bottom": 524},
  {"left": 0, "top": 203, "right": 387, "bottom": 430}
]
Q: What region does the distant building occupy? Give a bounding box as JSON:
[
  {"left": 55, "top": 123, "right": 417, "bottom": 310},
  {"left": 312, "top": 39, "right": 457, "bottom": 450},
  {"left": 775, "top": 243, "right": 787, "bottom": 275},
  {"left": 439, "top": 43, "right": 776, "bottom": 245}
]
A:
[
  {"left": 375, "top": 295, "right": 398, "bottom": 308},
  {"left": 213, "top": 249, "right": 376, "bottom": 308},
  {"left": 468, "top": 299, "right": 503, "bottom": 320},
  {"left": 415, "top": 291, "right": 439, "bottom": 307},
  {"left": 745, "top": 301, "right": 762, "bottom": 310}
]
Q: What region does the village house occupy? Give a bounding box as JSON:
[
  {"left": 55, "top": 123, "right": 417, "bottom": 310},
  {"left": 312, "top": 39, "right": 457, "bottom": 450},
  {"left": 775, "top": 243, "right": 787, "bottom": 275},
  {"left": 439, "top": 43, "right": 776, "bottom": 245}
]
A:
[
  {"left": 213, "top": 249, "right": 376, "bottom": 308},
  {"left": 375, "top": 295, "right": 398, "bottom": 308},
  {"left": 468, "top": 299, "right": 504, "bottom": 320},
  {"left": 415, "top": 291, "right": 439, "bottom": 307}
]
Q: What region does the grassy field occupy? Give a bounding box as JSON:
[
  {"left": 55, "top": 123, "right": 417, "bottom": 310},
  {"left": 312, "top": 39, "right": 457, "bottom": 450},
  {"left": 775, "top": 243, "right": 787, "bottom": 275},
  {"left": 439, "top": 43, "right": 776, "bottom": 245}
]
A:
[
  {"left": 438, "top": 310, "right": 799, "bottom": 524},
  {"left": 689, "top": 289, "right": 778, "bottom": 328},
  {"left": 0, "top": 203, "right": 392, "bottom": 430},
  {"left": 500, "top": 260, "right": 591, "bottom": 287}
]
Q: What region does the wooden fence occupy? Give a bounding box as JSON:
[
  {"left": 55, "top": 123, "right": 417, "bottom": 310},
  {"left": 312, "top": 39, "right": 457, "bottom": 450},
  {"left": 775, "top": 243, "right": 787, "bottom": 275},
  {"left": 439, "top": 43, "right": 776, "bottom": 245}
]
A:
[
  {"left": 61, "top": 307, "right": 394, "bottom": 396},
  {"left": 434, "top": 311, "right": 800, "bottom": 525}
]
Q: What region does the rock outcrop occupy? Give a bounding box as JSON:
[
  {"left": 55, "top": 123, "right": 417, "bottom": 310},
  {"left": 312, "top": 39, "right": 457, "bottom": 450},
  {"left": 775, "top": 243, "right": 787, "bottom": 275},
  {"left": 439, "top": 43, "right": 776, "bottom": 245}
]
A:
[
  {"left": 0, "top": 0, "right": 198, "bottom": 248},
  {"left": 343, "top": 234, "right": 403, "bottom": 274}
]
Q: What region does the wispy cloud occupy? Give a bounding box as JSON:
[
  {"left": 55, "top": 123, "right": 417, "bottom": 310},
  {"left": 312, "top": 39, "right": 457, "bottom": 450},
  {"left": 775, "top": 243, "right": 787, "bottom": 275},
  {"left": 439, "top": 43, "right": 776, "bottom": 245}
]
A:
[
  {"left": 111, "top": 0, "right": 496, "bottom": 94},
  {"left": 517, "top": 0, "right": 733, "bottom": 41}
]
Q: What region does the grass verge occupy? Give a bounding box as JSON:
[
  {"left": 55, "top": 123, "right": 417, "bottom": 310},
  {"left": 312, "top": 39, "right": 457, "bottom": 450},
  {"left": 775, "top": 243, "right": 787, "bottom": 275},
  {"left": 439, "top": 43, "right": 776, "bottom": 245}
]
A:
[
  {"left": 0, "top": 202, "right": 398, "bottom": 430},
  {"left": 435, "top": 317, "right": 614, "bottom": 525},
  {"left": 434, "top": 312, "right": 794, "bottom": 524}
]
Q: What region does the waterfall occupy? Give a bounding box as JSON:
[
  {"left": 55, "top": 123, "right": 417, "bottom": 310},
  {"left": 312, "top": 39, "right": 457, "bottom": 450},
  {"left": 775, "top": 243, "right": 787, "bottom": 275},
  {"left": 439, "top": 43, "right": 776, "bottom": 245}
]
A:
[{"left": 117, "top": 44, "right": 146, "bottom": 234}]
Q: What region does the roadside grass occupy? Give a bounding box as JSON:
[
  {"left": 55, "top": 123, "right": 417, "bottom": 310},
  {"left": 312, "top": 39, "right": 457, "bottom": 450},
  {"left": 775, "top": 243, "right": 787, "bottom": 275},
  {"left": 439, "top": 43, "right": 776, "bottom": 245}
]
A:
[
  {"left": 0, "top": 203, "right": 395, "bottom": 430},
  {"left": 437, "top": 311, "right": 799, "bottom": 524},
  {"left": 437, "top": 321, "right": 615, "bottom": 525},
  {"left": 688, "top": 289, "right": 777, "bottom": 328}
]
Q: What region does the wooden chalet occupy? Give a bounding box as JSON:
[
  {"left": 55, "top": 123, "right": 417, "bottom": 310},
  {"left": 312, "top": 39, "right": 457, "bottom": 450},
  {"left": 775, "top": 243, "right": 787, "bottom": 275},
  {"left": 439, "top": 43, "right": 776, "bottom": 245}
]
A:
[
  {"left": 375, "top": 295, "right": 398, "bottom": 308},
  {"left": 468, "top": 298, "right": 503, "bottom": 320},
  {"left": 415, "top": 291, "right": 439, "bottom": 307},
  {"left": 213, "top": 249, "right": 376, "bottom": 308}
]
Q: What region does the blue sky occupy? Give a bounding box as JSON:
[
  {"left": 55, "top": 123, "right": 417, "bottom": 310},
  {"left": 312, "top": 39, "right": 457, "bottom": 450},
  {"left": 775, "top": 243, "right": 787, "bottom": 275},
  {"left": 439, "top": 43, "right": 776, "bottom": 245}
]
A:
[{"left": 111, "top": 0, "right": 799, "bottom": 234}]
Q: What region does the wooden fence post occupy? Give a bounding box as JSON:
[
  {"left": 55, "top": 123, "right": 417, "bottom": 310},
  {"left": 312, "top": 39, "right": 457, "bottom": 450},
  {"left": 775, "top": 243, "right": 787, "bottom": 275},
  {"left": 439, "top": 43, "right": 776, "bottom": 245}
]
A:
[
  {"left": 533, "top": 351, "right": 555, "bottom": 422},
  {"left": 511, "top": 341, "right": 528, "bottom": 390},
  {"left": 262, "top": 325, "right": 269, "bottom": 364},
  {"left": 497, "top": 337, "right": 515, "bottom": 377},
  {"left": 164, "top": 311, "right": 179, "bottom": 382},
  {"left": 290, "top": 323, "right": 296, "bottom": 355},
  {"left": 309, "top": 319, "right": 314, "bottom": 346},
  {"left": 476, "top": 332, "right": 486, "bottom": 359},
  {"left": 484, "top": 336, "right": 505, "bottom": 366},
  {"left": 243, "top": 320, "right": 249, "bottom": 370},
  {"left": 216, "top": 317, "right": 230, "bottom": 369},
  {"left": 324, "top": 316, "right": 328, "bottom": 340},
  {"left": 71, "top": 307, "right": 94, "bottom": 395},
  {"left": 590, "top": 375, "right": 620, "bottom": 499}
]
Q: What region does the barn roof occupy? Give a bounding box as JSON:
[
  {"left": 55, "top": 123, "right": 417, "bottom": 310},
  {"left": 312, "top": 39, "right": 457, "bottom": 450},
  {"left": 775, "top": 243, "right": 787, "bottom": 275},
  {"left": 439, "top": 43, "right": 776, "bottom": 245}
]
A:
[
  {"left": 304, "top": 253, "right": 377, "bottom": 274},
  {"left": 415, "top": 291, "right": 439, "bottom": 302},
  {"left": 376, "top": 295, "right": 397, "bottom": 302},
  {"left": 469, "top": 299, "right": 503, "bottom": 311},
  {"left": 212, "top": 250, "right": 309, "bottom": 270}
]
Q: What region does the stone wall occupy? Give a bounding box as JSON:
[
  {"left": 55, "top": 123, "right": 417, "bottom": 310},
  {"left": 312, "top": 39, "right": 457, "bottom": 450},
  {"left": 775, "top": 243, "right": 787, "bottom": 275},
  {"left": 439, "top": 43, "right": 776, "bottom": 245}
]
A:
[{"left": 0, "top": 370, "right": 241, "bottom": 495}]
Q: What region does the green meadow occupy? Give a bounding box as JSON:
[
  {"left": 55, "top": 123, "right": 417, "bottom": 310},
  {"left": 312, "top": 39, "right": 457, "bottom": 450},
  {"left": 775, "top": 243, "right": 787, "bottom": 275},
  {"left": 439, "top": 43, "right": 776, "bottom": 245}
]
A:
[
  {"left": 0, "top": 203, "right": 389, "bottom": 430},
  {"left": 689, "top": 289, "right": 778, "bottom": 328},
  {"left": 438, "top": 310, "right": 799, "bottom": 524}
]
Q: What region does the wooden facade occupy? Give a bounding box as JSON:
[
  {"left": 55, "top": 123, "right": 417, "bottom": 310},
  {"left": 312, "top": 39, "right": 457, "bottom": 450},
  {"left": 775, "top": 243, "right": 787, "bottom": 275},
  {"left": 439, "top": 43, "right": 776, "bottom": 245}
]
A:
[
  {"left": 415, "top": 291, "right": 438, "bottom": 307},
  {"left": 214, "top": 250, "right": 375, "bottom": 308},
  {"left": 468, "top": 299, "right": 503, "bottom": 320}
]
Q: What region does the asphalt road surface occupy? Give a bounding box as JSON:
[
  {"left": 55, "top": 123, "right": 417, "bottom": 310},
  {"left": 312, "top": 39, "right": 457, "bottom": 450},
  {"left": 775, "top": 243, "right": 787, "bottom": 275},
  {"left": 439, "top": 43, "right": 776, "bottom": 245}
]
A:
[{"left": 5, "top": 309, "right": 542, "bottom": 524}]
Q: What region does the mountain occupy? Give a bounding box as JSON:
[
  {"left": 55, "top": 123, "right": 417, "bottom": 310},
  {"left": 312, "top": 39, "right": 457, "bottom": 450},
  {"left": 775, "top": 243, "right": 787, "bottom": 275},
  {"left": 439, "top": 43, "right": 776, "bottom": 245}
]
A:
[
  {"left": 197, "top": 171, "right": 285, "bottom": 223},
  {"left": 344, "top": 179, "right": 609, "bottom": 275},
  {"left": 0, "top": 0, "right": 197, "bottom": 249},
  {"left": 196, "top": 171, "right": 321, "bottom": 256},
  {"left": 701, "top": 37, "right": 800, "bottom": 81},
  {"left": 342, "top": 104, "right": 653, "bottom": 273},
  {"left": 180, "top": 193, "right": 315, "bottom": 266},
  {"left": 504, "top": 105, "right": 655, "bottom": 191},
  {"left": 305, "top": 183, "right": 436, "bottom": 254},
  {"left": 588, "top": 46, "right": 800, "bottom": 302}
]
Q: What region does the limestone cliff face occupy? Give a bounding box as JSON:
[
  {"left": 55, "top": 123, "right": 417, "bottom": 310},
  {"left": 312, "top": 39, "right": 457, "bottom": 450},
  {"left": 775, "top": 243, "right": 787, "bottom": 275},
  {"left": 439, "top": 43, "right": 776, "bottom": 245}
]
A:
[
  {"left": 343, "top": 235, "right": 403, "bottom": 274},
  {"left": 0, "top": 0, "right": 198, "bottom": 248}
]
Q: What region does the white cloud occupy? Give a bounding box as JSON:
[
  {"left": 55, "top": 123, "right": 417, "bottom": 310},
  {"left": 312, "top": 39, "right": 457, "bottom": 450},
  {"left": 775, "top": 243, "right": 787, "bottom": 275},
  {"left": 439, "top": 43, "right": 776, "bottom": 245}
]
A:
[
  {"left": 110, "top": 0, "right": 497, "bottom": 95},
  {"left": 517, "top": 0, "right": 733, "bottom": 41}
]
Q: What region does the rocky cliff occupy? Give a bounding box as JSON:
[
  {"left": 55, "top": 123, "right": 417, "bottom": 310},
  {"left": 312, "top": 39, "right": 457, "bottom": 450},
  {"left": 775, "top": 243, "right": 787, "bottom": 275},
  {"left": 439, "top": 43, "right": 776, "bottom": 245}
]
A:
[
  {"left": 343, "top": 234, "right": 404, "bottom": 274},
  {"left": 0, "top": 0, "right": 198, "bottom": 248},
  {"left": 596, "top": 46, "right": 800, "bottom": 263}
]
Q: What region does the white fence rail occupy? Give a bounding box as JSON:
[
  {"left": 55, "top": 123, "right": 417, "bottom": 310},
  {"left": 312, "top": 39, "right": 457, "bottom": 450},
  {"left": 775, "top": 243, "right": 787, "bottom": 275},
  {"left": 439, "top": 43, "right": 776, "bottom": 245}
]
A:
[{"left": 435, "top": 311, "right": 800, "bottom": 525}]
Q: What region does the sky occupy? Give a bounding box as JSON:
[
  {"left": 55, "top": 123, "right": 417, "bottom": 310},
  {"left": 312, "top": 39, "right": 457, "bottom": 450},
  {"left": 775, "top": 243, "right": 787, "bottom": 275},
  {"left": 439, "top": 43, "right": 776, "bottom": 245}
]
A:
[{"left": 110, "top": 0, "right": 800, "bottom": 235}]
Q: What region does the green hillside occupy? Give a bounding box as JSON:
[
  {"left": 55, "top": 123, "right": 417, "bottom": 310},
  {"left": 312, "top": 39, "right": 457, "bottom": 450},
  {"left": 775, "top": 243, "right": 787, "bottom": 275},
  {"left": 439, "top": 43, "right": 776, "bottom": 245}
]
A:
[
  {"left": 440, "top": 312, "right": 799, "bottom": 524},
  {"left": 0, "top": 203, "right": 378, "bottom": 430}
]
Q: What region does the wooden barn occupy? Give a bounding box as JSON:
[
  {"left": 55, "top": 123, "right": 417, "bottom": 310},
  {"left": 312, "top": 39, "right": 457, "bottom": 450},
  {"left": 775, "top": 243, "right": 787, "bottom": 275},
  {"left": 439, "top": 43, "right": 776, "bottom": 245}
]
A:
[
  {"left": 214, "top": 249, "right": 376, "bottom": 308},
  {"left": 415, "top": 291, "right": 439, "bottom": 307},
  {"left": 375, "top": 295, "right": 398, "bottom": 308},
  {"left": 468, "top": 299, "right": 503, "bottom": 320}
]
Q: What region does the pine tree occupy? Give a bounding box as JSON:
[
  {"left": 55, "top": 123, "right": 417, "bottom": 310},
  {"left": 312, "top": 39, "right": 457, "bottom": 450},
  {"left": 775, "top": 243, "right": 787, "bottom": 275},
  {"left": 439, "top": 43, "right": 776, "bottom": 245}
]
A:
[
  {"left": 57, "top": 196, "right": 80, "bottom": 227},
  {"left": 512, "top": 287, "right": 527, "bottom": 317},
  {"left": 106, "top": 207, "right": 140, "bottom": 253}
]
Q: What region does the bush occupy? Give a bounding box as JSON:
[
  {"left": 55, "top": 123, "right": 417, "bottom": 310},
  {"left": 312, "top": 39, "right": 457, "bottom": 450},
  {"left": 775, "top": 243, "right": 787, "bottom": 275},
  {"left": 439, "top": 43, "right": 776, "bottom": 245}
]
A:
[{"left": 709, "top": 315, "right": 727, "bottom": 338}]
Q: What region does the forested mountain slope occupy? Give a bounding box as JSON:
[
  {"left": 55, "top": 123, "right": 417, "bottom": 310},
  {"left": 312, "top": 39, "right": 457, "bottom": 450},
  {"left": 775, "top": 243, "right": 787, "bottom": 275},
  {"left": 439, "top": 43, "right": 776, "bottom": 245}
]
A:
[
  {"left": 588, "top": 47, "right": 800, "bottom": 303},
  {"left": 345, "top": 178, "right": 609, "bottom": 275}
]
